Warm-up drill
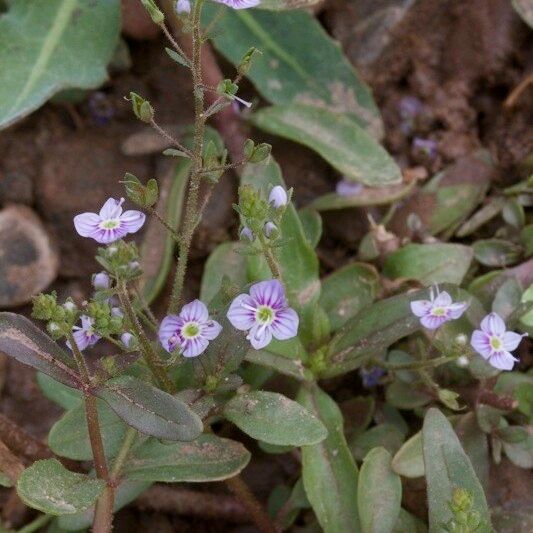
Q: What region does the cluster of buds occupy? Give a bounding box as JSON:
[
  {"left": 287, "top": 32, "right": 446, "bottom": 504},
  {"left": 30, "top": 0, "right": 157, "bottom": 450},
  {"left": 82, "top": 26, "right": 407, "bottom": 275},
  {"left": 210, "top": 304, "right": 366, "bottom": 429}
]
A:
[
  {"left": 96, "top": 240, "right": 142, "bottom": 281},
  {"left": 443, "top": 488, "right": 483, "bottom": 532},
  {"left": 32, "top": 293, "right": 79, "bottom": 340},
  {"left": 236, "top": 184, "right": 290, "bottom": 244}
]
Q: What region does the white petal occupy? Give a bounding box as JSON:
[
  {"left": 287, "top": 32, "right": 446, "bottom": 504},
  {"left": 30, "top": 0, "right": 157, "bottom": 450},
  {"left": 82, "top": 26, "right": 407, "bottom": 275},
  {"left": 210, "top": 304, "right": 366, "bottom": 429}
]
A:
[
  {"left": 502, "top": 331, "right": 524, "bottom": 352},
  {"left": 99, "top": 198, "right": 124, "bottom": 219},
  {"left": 410, "top": 299, "right": 432, "bottom": 317},
  {"left": 120, "top": 210, "right": 146, "bottom": 234},
  {"left": 489, "top": 351, "right": 517, "bottom": 371},
  {"left": 480, "top": 312, "right": 506, "bottom": 336},
  {"left": 447, "top": 302, "right": 469, "bottom": 319},
  {"left": 470, "top": 330, "right": 492, "bottom": 359},
  {"left": 420, "top": 315, "right": 447, "bottom": 330},
  {"left": 247, "top": 324, "right": 273, "bottom": 350},
  {"left": 73, "top": 212, "right": 101, "bottom": 237},
  {"left": 202, "top": 320, "right": 222, "bottom": 341},
  {"left": 182, "top": 337, "right": 209, "bottom": 357},
  {"left": 227, "top": 294, "right": 256, "bottom": 331},
  {"left": 271, "top": 308, "right": 299, "bottom": 340},
  {"left": 433, "top": 291, "right": 452, "bottom": 307},
  {"left": 180, "top": 300, "right": 209, "bottom": 322}
]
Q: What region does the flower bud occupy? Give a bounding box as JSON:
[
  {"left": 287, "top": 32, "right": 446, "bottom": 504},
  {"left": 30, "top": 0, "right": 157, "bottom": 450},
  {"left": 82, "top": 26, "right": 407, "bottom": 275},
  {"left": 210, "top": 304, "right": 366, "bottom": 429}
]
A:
[
  {"left": 127, "top": 92, "right": 154, "bottom": 123},
  {"left": 93, "top": 272, "right": 110, "bottom": 290},
  {"left": 175, "top": 0, "right": 191, "bottom": 13},
  {"left": 240, "top": 226, "right": 254, "bottom": 242},
  {"left": 140, "top": 0, "right": 165, "bottom": 24},
  {"left": 456, "top": 355, "right": 469, "bottom": 368},
  {"left": 121, "top": 332, "right": 135, "bottom": 348},
  {"left": 268, "top": 185, "right": 288, "bottom": 208},
  {"left": 455, "top": 333, "right": 468, "bottom": 345},
  {"left": 263, "top": 221, "right": 277, "bottom": 238},
  {"left": 111, "top": 307, "right": 124, "bottom": 318}
]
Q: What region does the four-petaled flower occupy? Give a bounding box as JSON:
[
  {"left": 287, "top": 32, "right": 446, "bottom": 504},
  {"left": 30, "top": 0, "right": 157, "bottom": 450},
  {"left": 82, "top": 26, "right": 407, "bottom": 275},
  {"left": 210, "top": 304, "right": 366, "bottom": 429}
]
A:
[
  {"left": 74, "top": 197, "right": 146, "bottom": 244},
  {"left": 227, "top": 279, "right": 298, "bottom": 349},
  {"left": 470, "top": 312, "right": 526, "bottom": 371},
  {"left": 410, "top": 287, "right": 469, "bottom": 330},
  {"left": 67, "top": 315, "right": 100, "bottom": 351},
  {"left": 159, "top": 300, "right": 222, "bottom": 357},
  {"left": 212, "top": 0, "right": 261, "bottom": 9}
]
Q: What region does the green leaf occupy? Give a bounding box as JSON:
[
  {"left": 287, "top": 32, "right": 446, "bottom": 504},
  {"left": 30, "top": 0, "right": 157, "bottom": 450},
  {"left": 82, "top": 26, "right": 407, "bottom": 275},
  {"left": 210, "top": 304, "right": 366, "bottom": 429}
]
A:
[
  {"left": 492, "top": 278, "right": 523, "bottom": 320},
  {"left": 298, "top": 207, "right": 322, "bottom": 248},
  {"left": 310, "top": 181, "right": 416, "bottom": 211},
  {"left": 124, "top": 434, "right": 250, "bottom": 482},
  {"left": 37, "top": 373, "right": 81, "bottom": 410},
  {"left": 17, "top": 459, "right": 105, "bottom": 516},
  {"left": 251, "top": 104, "right": 401, "bottom": 186},
  {"left": 140, "top": 160, "right": 188, "bottom": 304},
  {"left": 57, "top": 480, "right": 151, "bottom": 530},
  {"left": 0, "top": 0, "right": 120, "bottom": 129},
  {"left": 385, "top": 380, "right": 432, "bottom": 410},
  {"left": 319, "top": 263, "right": 379, "bottom": 331},
  {"left": 48, "top": 400, "right": 127, "bottom": 461},
  {"left": 0, "top": 313, "right": 81, "bottom": 388},
  {"left": 224, "top": 391, "right": 327, "bottom": 446},
  {"left": 422, "top": 408, "right": 491, "bottom": 532},
  {"left": 325, "top": 288, "right": 431, "bottom": 378},
  {"left": 473, "top": 239, "right": 522, "bottom": 267},
  {"left": 241, "top": 159, "right": 320, "bottom": 344},
  {"left": 245, "top": 349, "right": 314, "bottom": 381},
  {"left": 257, "top": 0, "right": 321, "bottom": 11},
  {"left": 95, "top": 375, "right": 203, "bottom": 441},
  {"left": 383, "top": 243, "right": 473, "bottom": 285},
  {"left": 199, "top": 242, "right": 247, "bottom": 304},
  {"left": 204, "top": 7, "right": 382, "bottom": 134},
  {"left": 358, "top": 447, "right": 402, "bottom": 533},
  {"left": 393, "top": 508, "right": 428, "bottom": 533},
  {"left": 298, "top": 385, "right": 361, "bottom": 532},
  {"left": 350, "top": 424, "right": 405, "bottom": 462},
  {"left": 391, "top": 431, "right": 424, "bottom": 478}
]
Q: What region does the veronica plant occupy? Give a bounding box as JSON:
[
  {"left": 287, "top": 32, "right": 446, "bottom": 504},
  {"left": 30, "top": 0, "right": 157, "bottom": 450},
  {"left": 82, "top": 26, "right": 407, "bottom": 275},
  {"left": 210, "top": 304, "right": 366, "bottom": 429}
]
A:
[{"left": 0, "top": 1, "right": 531, "bottom": 533}]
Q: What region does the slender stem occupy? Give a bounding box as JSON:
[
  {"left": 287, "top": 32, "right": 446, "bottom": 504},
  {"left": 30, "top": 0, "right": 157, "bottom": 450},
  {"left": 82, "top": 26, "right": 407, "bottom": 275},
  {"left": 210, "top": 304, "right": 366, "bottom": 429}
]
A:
[
  {"left": 225, "top": 475, "right": 277, "bottom": 533},
  {"left": 67, "top": 333, "right": 114, "bottom": 533},
  {"left": 159, "top": 21, "right": 190, "bottom": 64},
  {"left": 168, "top": 0, "right": 206, "bottom": 314},
  {"left": 117, "top": 281, "right": 175, "bottom": 393},
  {"left": 146, "top": 205, "right": 182, "bottom": 243},
  {"left": 111, "top": 427, "right": 137, "bottom": 480},
  {"left": 149, "top": 118, "right": 192, "bottom": 156},
  {"left": 17, "top": 514, "right": 53, "bottom": 533},
  {"left": 257, "top": 233, "right": 282, "bottom": 279}
]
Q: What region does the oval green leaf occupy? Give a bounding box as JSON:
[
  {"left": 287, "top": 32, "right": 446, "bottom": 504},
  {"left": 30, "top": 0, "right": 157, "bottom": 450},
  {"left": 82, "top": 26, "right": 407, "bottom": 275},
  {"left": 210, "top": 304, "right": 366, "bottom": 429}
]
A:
[
  {"left": 224, "top": 391, "right": 327, "bottom": 446},
  {"left": 358, "top": 447, "right": 402, "bottom": 533},
  {"left": 17, "top": 459, "right": 105, "bottom": 516},
  {"left": 95, "top": 375, "right": 203, "bottom": 442},
  {"left": 124, "top": 434, "right": 251, "bottom": 482},
  {"left": 391, "top": 431, "right": 424, "bottom": 478},
  {"left": 251, "top": 104, "right": 401, "bottom": 186}
]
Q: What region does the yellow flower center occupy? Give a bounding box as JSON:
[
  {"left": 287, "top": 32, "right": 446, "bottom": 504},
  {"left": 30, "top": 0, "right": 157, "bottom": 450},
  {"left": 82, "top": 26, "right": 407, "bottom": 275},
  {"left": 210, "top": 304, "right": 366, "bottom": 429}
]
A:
[
  {"left": 490, "top": 336, "right": 502, "bottom": 350},
  {"left": 182, "top": 322, "right": 200, "bottom": 338},
  {"left": 256, "top": 305, "right": 274, "bottom": 324}
]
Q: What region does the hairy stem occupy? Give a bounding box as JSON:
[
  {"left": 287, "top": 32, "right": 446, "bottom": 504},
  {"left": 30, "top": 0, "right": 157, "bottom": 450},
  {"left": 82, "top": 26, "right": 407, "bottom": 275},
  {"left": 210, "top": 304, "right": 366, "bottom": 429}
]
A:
[
  {"left": 117, "top": 281, "right": 175, "bottom": 393},
  {"left": 257, "top": 232, "right": 282, "bottom": 279},
  {"left": 168, "top": 0, "right": 206, "bottom": 313}
]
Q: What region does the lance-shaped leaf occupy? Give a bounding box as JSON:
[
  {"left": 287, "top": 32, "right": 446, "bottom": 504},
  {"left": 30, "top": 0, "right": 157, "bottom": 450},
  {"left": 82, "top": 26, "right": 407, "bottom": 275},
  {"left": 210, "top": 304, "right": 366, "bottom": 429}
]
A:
[
  {"left": 0, "top": 313, "right": 81, "bottom": 388},
  {"left": 251, "top": 104, "right": 401, "bottom": 186},
  {"left": 298, "top": 207, "right": 322, "bottom": 248},
  {"left": 310, "top": 181, "right": 416, "bottom": 211},
  {"left": 0, "top": 0, "right": 120, "bottom": 129},
  {"left": 224, "top": 391, "right": 327, "bottom": 446},
  {"left": 423, "top": 408, "right": 492, "bottom": 532},
  {"left": 58, "top": 480, "right": 151, "bottom": 530},
  {"left": 241, "top": 160, "right": 320, "bottom": 344},
  {"left": 383, "top": 243, "right": 474, "bottom": 285},
  {"left": 245, "top": 350, "right": 313, "bottom": 381},
  {"left": 49, "top": 400, "right": 127, "bottom": 461},
  {"left": 95, "top": 375, "right": 202, "bottom": 442},
  {"left": 203, "top": 7, "right": 382, "bottom": 135},
  {"left": 358, "top": 447, "right": 402, "bottom": 533},
  {"left": 124, "top": 434, "right": 250, "bottom": 482},
  {"left": 17, "top": 459, "right": 105, "bottom": 516},
  {"left": 319, "top": 263, "right": 379, "bottom": 331},
  {"left": 298, "top": 385, "right": 361, "bottom": 532},
  {"left": 324, "top": 289, "right": 429, "bottom": 378}
]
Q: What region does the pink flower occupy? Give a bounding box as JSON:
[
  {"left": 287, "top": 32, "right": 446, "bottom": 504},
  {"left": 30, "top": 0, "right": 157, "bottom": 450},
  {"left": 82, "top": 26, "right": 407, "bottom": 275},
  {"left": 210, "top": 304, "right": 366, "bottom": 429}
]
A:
[
  {"left": 471, "top": 312, "right": 526, "bottom": 371},
  {"left": 67, "top": 316, "right": 100, "bottom": 351},
  {"left": 410, "top": 287, "right": 469, "bottom": 330},
  {"left": 159, "top": 300, "right": 222, "bottom": 357},
  {"left": 212, "top": 0, "right": 261, "bottom": 9},
  {"left": 74, "top": 198, "right": 145, "bottom": 244},
  {"left": 227, "top": 279, "right": 298, "bottom": 349}
]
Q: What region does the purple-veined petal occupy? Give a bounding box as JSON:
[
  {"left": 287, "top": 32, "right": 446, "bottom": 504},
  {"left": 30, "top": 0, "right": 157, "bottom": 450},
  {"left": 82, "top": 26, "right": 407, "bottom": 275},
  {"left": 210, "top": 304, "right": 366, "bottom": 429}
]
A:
[
  {"left": 159, "top": 315, "right": 182, "bottom": 352},
  {"left": 180, "top": 300, "right": 209, "bottom": 322},
  {"left": 271, "top": 307, "right": 299, "bottom": 340},
  {"left": 268, "top": 185, "right": 288, "bottom": 208},
  {"left": 480, "top": 312, "right": 506, "bottom": 336},
  {"left": 433, "top": 290, "right": 452, "bottom": 307},
  {"left": 202, "top": 320, "right": 222, "bottom": 341},
  {"left": 502, "top": 331, "right": 525, "bottom": 352},
  {"left": 80, "top": 315, "right": 94, "bottom": 330},
  {"left": 420, "top": 314, "right": 448, "bottom": 330},
  {"left": 212, "top": 0, "right": 261, "bottom": 10},
  {"left": 227, "top": 294, "right": 257, "bottom": 330},
  {"left": 119, "top": 210, "right": 146, "bottom": 234},
  {"left": 92, "top": 226, "right": 129, "bottom": 244},
  {"left": 69, "top": 329, "right": 91, "bottom": 351},
  {"left": 250, "top": 279, "right": 286, "bottom": 309},
  {"left": 447, "top": 302, "right": 469, "bottom": 319},
  {"left": 99, "top": 198, "right": 124, "bottom": 219},
  {"left": 470, "top": 330, "right": 492, "bottom": 359},
  {"left": 410, "top": 299, "right": 432, "bottom": 317},
  {"left": 247, "top": 323, "right": 273, "bottom": 350},
  {"left": 73, "top": 212, "right": 101, "bottom": 237},
  {"left": 489, "top": 351, "right": 517, "bottom": 371},
  {"left": 182, "top": 336, "right": 209, "bottom": 357}
]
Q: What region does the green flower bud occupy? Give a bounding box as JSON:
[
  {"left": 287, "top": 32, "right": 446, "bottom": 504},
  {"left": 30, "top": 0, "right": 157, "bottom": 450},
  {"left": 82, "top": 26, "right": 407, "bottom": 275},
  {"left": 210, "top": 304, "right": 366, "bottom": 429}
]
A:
[
  {"left": 127, "top": 92, "right": 154, "bottom": 123},
  {"left": 140, "top": 0, "right": 165, "bottom": 24},
  {"left": 122, "top": 173, "right": 159, "bottom": 208},
  {"left": 32, "top": 293, "right": 58, "bottom": 321},
  {"left": 238, "top": 47, "right": 261, "bottom": 76}
]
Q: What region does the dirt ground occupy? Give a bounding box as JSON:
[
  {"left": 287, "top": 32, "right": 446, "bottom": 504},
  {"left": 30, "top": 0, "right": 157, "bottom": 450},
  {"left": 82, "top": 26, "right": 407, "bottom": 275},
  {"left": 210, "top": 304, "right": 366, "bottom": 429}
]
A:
[{"left": 0, "top": 0, "right": 531, "bottom": 530}]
